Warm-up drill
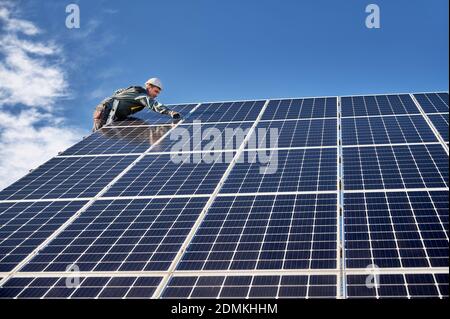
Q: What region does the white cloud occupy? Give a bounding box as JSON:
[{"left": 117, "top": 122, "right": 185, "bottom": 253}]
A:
[
  {"left": 0, "top": 2, "right": 85, "bottom": 190},
  {"left": 0, "top": 33, "right": 66, "bottom": 109},
  {"left": 0, "top": 5, "right": 40, "bottom": 35},
  {"left": 0, "top": 110, "right": 83, "bottom": 189}
]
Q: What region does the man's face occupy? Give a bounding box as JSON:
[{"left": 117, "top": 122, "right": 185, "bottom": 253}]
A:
[{"left": 147, "top": 85, "right": 161, "bottom": 98}]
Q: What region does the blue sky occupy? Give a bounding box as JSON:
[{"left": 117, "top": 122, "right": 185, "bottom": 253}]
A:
[
  {"left": 20, "top": 0, "right": 450, "bottom": 129},
  {"left": 0, "top": 0, "right": 448, "bottom": 188}
]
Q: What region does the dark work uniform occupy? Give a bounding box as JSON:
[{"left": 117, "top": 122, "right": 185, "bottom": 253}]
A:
[{"left": 92, "top": 86, "right": 175, "bottom": 131}]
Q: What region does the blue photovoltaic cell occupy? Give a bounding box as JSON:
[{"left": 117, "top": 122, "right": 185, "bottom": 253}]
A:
[
  {"left": 183, "top": 101, "right": 265, "bottom": 123},
  {"left": 177, "top": 193, "right": 337, "bottom": 271},
  {"left": 168, "top": 103, "right": 200, "bottom": 113},
  {"left": 161, "top": 275, "right": 337, "bottom": 299},
  {"left": 104, "top": 153, "right": 231, "bottom": 197},
  {"left": 344, "top": 191, "right": 449, "bottom": 269},
  {"left": 110, "top": 104, "right": 198, "bottom": 126},
  {"left": 346, "top": 273, "right": 448, "bottom": 299},
  {"left": 61, "top": 125, "right": 174, "bottom": 156},
  {"left": 0, "top": 156, "right": 138, "bottom": 201},
  {"left": 147, "top": 122, "right": 253, "bottom": 153},
  {"left": 20, "top": 197, "right": 208, "bottom": 272},
  {"left": 247, "top": 119, "right": 337, "bottom": 149},
  {"left": 343, "top": 144, "right": 448, "bottom": 190},
  {"left": 0, "top": 276, "right": 161, "bottom": 299},
  {"left": 342, "top": 115, "right": 438, "bottom": 146},
  {"left": 414, "top": 93, "right": 449, "bottom": 114},
  {"left": 0, "top": 200, "right": 87, "bottom": 272},
  {"left": 428, "top": 113, "right": 449, "bottom": 142},
  {"left": 261, "top": 98, "right": 337, "bottom": 120},
  {"left": 341, "top": 94, "right": 419, "bottom": 117},
  {"left": 221, "top": 149, "right": 337, "bottom": 193}
]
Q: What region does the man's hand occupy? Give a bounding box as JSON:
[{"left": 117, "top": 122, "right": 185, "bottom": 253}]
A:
[{"left": 169, "top": 111, "right": 181, "bottom": 119}]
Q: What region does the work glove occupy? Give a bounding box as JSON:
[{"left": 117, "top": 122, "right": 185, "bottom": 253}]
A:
[{"left": 169, "top": 111, "right": 181, "bottom": 119}]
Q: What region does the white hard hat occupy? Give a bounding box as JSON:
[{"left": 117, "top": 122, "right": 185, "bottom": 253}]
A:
[{"left": 145, "top": 77, "right": 163, "bottom": 90}]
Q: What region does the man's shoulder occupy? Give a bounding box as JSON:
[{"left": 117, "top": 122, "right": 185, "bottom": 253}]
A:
[{"left": 114, "top": 86, "right": 147, "bottom": 95}]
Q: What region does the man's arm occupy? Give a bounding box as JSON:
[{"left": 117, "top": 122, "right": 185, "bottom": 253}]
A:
[{"left": 140, "top": 96, "right": 181, "bottom": 119}]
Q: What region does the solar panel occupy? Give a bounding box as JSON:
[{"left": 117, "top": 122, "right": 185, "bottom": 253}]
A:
[
  {"left": 177, "top": 193, "right": 337, "bottom": 271},
  {"left": 0, "top": 200, "right": 87, "bottom": 272},
  {"left": 344, "top": 191, "right": 448, "bottom": 268},
  {"left": 0, "top": 92, "right": 447, "bottom": 299},
  {"left": 410, "top": 93, "right": 449, "bottom": 145},
  {"left": 0, "top": 156, "right": 138, "bottom": 200},
  {"left": 341, "top": 94, "right": 420, "bottom": 117},
  {"left": 341, "top": 92, "right": 448, "bottom": 299},
  {"left": 428, "top": 113, "right": 449, "bottom": 142},
  {"left": 183, "top": 101, "right": 266, "bottom": 123},
  {"left": 104, "top": 153, "right": 232, "bottom": 197},
  {"left": 161, "top": 275, "right": 337, "bottom": 299},
  {"left": 342, "top": 115, "right": 438, "bottom": 145},
  {"left": 20, "top": 197, "right": 208, "bottom": 272},
  {"left": 220, "top": 149, "right": 337, "bottom": 193},
  {"left": 261, "top": 97, "right": 337, "bottom": 120},
  {"left": 249, "top": 118, "right": 337, "bottom": 148},
  {"left": 413, "top": 93, "right": 449, "bottom": 113},
  {"left": 343, "top": 144, "right": 448, "bottom": 190},
  {"left": 0, "top": 276, "right": 162, "bottom": 299},
  {"left": 61, "top": 125, "right": 174, "bottom": 156},
  {"left": 147, "top": 122, "right": 253, "bottom": 153},
  {"left": 346, "top": 273, "right": 448, "bottom": 299}
]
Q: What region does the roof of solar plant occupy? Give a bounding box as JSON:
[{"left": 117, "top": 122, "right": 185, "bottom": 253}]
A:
[{"left": 0, "top": 92, "right": 448, "bottom": 299}]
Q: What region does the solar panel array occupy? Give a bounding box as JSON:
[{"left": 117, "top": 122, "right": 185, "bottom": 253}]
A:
[
  {"left": 341, "top": 93, "right": 449, "bottom": 299},
  {"left": 0, "top": 93, "right": 448, "bottom": 299}
]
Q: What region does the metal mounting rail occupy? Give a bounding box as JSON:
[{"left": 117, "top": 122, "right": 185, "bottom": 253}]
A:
[
  {"left": 9, "top": 268, "right": 342, "bottom": 279},
  {"left": 336, "top": 96, "right": 346, "bottom": 299},
  {"left": 344, "top": 267, "right": 449, "bottom": 275}
]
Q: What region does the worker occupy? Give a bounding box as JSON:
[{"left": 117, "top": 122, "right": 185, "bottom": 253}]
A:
[{"left": 92, "top": 77, "right": 181, "bottom": 131}]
